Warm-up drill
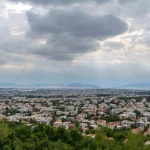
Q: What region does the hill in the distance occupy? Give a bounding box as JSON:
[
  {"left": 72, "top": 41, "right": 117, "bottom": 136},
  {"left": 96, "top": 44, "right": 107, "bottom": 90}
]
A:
[
  {"left": 0, "top": 82, "right": 100, "bottom": 89},
  {"left": 121, "top": 82, "right": 150, "bottom": 89},
  {"left": 34, "top": 83, "right": 100, "bottom": 89},
  {"left": 68, "top": 83, "right": 100, "bottom": 89},
  {"left": 0, "top": 82, "right": 19, "bottom": 87}
]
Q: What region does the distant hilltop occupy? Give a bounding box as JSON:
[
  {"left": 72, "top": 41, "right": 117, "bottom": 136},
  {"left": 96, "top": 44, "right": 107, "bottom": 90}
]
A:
[
  {"left": 121, "top": 82, "right": 150, "bottom": 89},
  {"left": 0, "top": 82, "right": 100, "bottom": 89},
  {"left": 2, "top": 82, "right": 150, "bottom": 89},
  {"left": 34, "top": 83, "right": 100, "bottom": 89},
  {"left": 0, "top": 82, "right": 19, "bottom": 87}
]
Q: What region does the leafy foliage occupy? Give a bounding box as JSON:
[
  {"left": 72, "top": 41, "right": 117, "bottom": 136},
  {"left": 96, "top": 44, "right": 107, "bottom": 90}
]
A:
[{"left": 0, "top": 121, "right": 149, "bottom": 150}]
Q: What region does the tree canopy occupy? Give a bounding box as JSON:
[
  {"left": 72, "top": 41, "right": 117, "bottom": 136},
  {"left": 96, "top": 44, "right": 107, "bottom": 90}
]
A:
[{"left": 0, "top": 121, "right": 149, "bottom": 150}]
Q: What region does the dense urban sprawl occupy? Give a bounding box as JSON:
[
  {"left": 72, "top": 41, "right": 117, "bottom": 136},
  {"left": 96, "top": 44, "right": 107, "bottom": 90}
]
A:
[{"left": 1, "top": 88, "right": 150, "bottom": 148}]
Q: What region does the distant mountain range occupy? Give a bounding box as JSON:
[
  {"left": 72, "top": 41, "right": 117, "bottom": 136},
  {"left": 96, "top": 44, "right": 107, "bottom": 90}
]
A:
[
  {"left": 0, "top": 82, "right": 19, "bottom": 87},
  {"left": 2, "top": 82, "right": 150, "bottom": 89},
  {"left": 0, "top": 82, "right": 100, "bottom": 89},
  {"left": 68, "top": 83, "right": 99, "bottom": 88},
  {"left": 34, "top": 83, "right": 100, "bottom": 89},
  {"left": 121, "top": 82, "right": 150, "bottom": 89}
]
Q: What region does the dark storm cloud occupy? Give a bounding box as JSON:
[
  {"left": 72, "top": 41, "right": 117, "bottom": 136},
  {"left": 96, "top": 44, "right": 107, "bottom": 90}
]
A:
[
  {"left": 32, "top": 46, "right": 74, "bottom": 61},
  {"left": 30, "top": 33, "right": 99, "bottom": 61},
  {"left": 8, "top": 0, "right": 110, "bottom": 6},
  {"left": 27, "top": 9, "right": 128, "bottom": 38},
  {"left": 46, "top": 34, "right": 99, "bottom": 54},
  {"left": 26, "top": 9, "right": 128, "bottom": 61}
]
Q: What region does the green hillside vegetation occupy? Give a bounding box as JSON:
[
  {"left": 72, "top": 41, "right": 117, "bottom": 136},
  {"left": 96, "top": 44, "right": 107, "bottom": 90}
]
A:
[{"left": 0, "top": 121, "right": 150, "bottom": 150}]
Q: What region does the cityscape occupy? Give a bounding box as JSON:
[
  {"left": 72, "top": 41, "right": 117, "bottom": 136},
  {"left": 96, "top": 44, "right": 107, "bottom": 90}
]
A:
[{"left": 1, "top": 88, "right": 150, "bottom": 145}]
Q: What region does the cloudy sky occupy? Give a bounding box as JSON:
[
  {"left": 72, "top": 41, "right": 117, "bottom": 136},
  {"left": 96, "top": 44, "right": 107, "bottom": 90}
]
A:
[{"left": 0, "top": 0, "right": 150, "bottom": 87}]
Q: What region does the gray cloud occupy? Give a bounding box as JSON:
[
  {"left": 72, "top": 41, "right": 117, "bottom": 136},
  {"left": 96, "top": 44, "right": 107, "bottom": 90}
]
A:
[
  {"left": 30, "top": 33, "right": 99, "bottom": 61},
  {"left": 32, "top": 47, "right": 74, "bottom": 61},
  {"left": 0, "top": 2, "right": 128, "bottom": 62},
  {"left": 118, "top": 0, "right": 141, "bottom": 5},
  {"left": 0, "top": 58, "right": 6, "bottom": 65},
  {"left": 9, "top": 0, "right": 110, "bottom": 6},
  {"left": 103, "top": 41, "right": 125, "bottom": 49},
  {"left": 27, "top": 9, "right": 128, "bottom": 38},
  {"left": 118, "top": 0, "right": 150, "bottom": 18},
  {"left": 26, "top": 9, "right": 128, "bottom": 61},
  {"left": 139, "top": 36, "right": 150, "bottom": 47}
]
